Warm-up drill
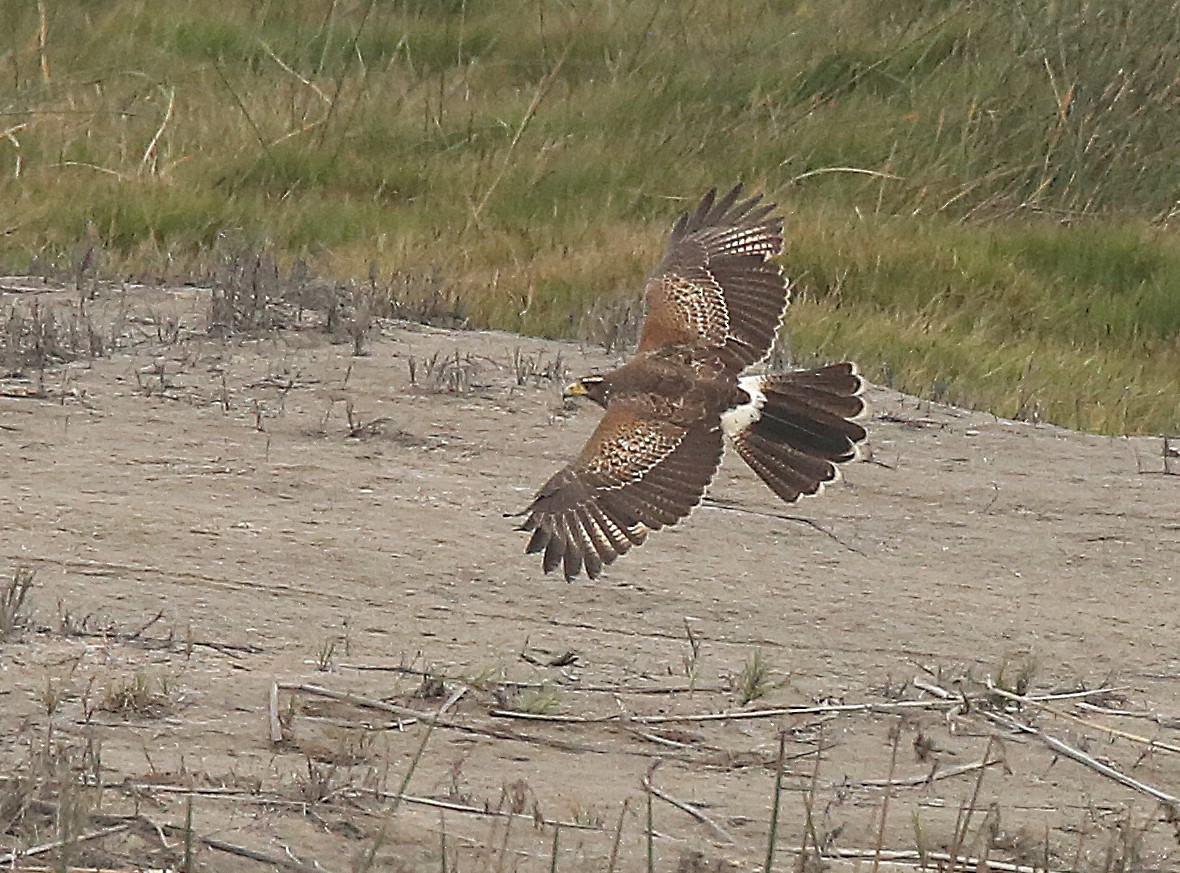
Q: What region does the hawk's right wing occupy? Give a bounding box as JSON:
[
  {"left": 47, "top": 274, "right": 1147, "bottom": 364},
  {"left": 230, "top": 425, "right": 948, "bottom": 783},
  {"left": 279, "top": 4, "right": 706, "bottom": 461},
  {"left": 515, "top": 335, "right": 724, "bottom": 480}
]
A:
[
  {"left": 638, "top": 185, "right": 789, "bottom": 372},
  {"left": 520, "top": 401, "right": 723, "bottom": 581}
]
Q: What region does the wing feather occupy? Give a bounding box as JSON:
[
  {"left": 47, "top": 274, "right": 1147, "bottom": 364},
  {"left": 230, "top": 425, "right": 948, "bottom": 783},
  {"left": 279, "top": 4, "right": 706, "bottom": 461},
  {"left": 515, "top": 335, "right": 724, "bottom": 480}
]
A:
[
  {"left": 520, "top": 401, "right": 723, "bottom": 580},
  {"left": 638, "top": 184, "right": 789, "bottom": 371}
]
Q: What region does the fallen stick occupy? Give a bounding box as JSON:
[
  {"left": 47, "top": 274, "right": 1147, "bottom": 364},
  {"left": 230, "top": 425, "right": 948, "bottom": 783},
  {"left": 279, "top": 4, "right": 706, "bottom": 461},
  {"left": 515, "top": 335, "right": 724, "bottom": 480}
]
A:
[
  {"left": 858, "top": 756, "right": 1004, "bottom": 788},
  {"left": 1048, "top": 707, "right": 1180, "bottom": 755},
  {"left": 15, "top": 798, "right": 333, "bottom": 873},
  {"left": 0, "top": 824, "right": 130, "bottom": 864},
  {"left": 986, "top": 710, "right": 1180, "bottom": 805},
  {"left": 269, "top": 680, "right": 284, "bottom": 743},
  {"left": 985, "top": 683, "right": 1180, "bottom": 755},
  {"left": 437, "top": 685, "right": 467, "bottom": 715},
  {"left": 914, "top": 677, "right": 1179, "bottom": 805},
  {"left": 812, "top": 846, "right": 1070, "bottom": 873},
  {"left": 490, "top": 700, "right": 953, "bottom": 724},
  {"left": 370, "top": 789, "right": 602, "bottom": 831},
  {"left": 1075, "top": 701, "right": 1180, "bottom": 725},
  {"left": 174, "top": 829, "right": 332, "bottom": 873},
  {"left": 627, "top": 728, "right": 700, "bottom": 750},
  {"left": 278, "top": 682, "right": 422, "bottom": 726},
  {"left": 491, "top": 685, "right": 1120, "bottom": 725},
  {"left": 338, "top": 663, "right": 723, "bottom": 695},
  {"left": 641, "top": 775, "right": 733, "bottom": 844},
  {"left": 912, "top": 675, "right": 1125, "bottom": 706},
  {"left": 282, "top": 683, "right": 639, "bottom": 756}
]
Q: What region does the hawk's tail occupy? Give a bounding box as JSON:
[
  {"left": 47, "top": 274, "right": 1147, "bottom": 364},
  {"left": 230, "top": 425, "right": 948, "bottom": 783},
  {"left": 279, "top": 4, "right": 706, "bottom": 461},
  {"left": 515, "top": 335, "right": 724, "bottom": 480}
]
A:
[{"left": 721, "top": 363, "right": 868, "bottom": 504}]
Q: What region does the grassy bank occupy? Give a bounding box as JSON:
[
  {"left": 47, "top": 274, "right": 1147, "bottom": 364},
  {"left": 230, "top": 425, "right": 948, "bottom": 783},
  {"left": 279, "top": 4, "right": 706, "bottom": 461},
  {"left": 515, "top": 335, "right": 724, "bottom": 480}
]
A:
[{"left": 2, "top": 0, "right": 1178, "bottom": 433}]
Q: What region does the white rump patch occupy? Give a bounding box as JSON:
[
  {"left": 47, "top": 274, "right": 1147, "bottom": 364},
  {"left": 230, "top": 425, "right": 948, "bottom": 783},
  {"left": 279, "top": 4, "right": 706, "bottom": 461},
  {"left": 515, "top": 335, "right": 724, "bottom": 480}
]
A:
[{"left": 720, "top": 375, "right": 767, "bottom": 438}]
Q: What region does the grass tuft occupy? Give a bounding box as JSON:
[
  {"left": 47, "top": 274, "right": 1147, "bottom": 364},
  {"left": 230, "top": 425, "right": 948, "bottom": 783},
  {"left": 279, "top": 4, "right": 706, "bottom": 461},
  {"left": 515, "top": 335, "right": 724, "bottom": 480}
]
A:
[
  {"left": 98, "top": 672, "right": 176, "bottom": 718},
  {"left": 0, "top": 567, "right": 35, "bottom": 641},
  {"left": 730, "top": 649, "right": 781, "bottom": 706},
  {"left": 508, "top": 687, "right": 563, "bottom": 716}
]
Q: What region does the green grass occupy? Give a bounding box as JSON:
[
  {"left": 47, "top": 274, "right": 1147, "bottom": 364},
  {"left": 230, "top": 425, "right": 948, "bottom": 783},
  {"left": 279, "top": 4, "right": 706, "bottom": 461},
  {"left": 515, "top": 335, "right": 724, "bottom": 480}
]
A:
[{"left": 2, "top": 0, "right": 1178, "bottom": 433}]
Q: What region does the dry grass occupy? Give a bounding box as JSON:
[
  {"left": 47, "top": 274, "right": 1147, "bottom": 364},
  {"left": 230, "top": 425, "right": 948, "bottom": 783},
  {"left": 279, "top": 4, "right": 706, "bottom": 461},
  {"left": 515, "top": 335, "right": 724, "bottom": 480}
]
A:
[
  {"left": 97, "top": 672, "right": 177, "bottom": 719},
  {"left": 0, "top": 1, "right": 1178, "bottom": 432},
  {"left": 1, "top": 296, "right": 107, "bottom": 374},
  {"left": 2, "top": 603, "right": 1176, "bottom": 872}
]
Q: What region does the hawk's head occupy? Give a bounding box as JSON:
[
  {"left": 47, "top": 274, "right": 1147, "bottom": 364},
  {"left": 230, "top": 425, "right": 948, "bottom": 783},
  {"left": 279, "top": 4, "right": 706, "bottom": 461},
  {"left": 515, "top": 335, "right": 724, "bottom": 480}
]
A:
[{"left": 564, "top": 375, "right": 608, "bottom": 408}]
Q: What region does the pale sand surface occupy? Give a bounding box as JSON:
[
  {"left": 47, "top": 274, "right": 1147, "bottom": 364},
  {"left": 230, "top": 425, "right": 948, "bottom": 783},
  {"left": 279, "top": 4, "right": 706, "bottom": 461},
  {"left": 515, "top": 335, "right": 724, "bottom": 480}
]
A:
[{"left": 2, "top": 278, "right": 1178, "bottom": 870}]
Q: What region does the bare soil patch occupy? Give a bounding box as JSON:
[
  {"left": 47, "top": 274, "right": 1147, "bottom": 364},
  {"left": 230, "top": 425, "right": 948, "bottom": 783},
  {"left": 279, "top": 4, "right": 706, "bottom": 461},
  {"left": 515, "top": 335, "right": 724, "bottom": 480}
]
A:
[{"left": 1, "top": 278, "right": 1178, "bottom": 871}]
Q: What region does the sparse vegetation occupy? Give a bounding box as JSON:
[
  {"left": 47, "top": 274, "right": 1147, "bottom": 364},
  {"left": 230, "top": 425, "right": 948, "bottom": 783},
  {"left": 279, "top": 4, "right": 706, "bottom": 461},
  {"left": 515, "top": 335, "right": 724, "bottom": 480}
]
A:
[
  {"left": 2, "top": 622, "right": 1178, "bottom": 871},
  {"left": 406, "top": 348, "right": 485, "bottom": 394},
  {"left": 1, "top": 1, "right": 1178, "bottom": 432},
  {"left": 1, "top": 297, "right": 108, "bottom": 375},
  {"left": 511, "top": 347, "right": 568, "bottom": 388},
  {"left": 992, "top": 651, "right": 1040, "bottom": 698},
  {"left": 1, "top": 281, "right": 1175, "bottom": 870},
  {"left": 730, "top": 649, "right": 781, "bottom": 706},
  {"left": 98, "top": 672, "right": 175, "bottom": 718},
  {"left": 0, "top": 567, "right": 34, "bottom": 641},
  {"left": 313, "top": 636, "right": 338, "bottom": 672},
  {"left": 507, "top": 687, "right": 563, "bottom": 716}
]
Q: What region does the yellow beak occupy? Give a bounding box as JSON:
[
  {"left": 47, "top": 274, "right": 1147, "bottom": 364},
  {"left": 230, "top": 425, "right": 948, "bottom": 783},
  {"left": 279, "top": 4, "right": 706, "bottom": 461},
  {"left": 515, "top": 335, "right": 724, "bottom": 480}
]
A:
[{"left": 563, "top": 381, "right": 588, "bottom": 398}]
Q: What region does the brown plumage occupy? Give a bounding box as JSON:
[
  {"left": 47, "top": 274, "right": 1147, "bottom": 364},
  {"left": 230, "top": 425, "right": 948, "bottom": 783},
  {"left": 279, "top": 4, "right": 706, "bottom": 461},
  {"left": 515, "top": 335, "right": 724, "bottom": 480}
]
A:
[{"left": 520, "top": 185, "right": 868, "bottom": 580}]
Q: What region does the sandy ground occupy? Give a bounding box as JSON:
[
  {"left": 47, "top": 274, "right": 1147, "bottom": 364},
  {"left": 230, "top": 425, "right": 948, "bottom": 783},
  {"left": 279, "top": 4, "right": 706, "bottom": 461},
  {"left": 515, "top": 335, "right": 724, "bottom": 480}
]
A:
[{"left": 1, "top": 277, "right": 1179, "bottom": 872}]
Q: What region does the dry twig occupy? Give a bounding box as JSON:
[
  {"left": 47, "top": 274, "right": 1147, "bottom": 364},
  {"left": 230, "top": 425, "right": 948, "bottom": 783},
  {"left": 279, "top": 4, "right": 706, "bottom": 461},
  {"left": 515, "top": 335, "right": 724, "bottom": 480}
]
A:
[
  {"left": 491, "top": 684, "right": 1119, "bottom": 725},
  {"left": 812, "top": 847, "right": 1072, "bottom": 873},
  {"left": 0, "top": 824, "right": 130, "bottom": 864},
  {"left": 641, "top": 773, "right": 732, "bottom": 844},
  {"left": 859, "top": 756, "right": 1004, "bottom": 788},
  {"left": 918, "top": 677, "right": 1179, "bottom": 805},
  {"left": 987, "top": 710, "right": 1179, "bottom": 805},
  {"left": 987, "top": 682, "right": 1180, "bottom": 756},
  {"left": 268, "top": 680, "right": 284, "bottom": 743}
]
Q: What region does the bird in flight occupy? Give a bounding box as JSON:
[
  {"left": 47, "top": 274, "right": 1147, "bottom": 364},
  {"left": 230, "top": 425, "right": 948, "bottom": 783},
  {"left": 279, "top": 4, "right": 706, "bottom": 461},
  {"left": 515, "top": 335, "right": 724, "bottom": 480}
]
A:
[{"left": 520, "top": 185, "right": 867, "bottom": 580}]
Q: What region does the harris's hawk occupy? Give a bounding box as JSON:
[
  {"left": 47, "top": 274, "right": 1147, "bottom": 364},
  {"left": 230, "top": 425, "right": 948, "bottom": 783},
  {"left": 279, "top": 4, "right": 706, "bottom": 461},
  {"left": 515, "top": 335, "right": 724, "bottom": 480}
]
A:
[{"left": 521, "top": 185, "right": 868, "bottom": 580}]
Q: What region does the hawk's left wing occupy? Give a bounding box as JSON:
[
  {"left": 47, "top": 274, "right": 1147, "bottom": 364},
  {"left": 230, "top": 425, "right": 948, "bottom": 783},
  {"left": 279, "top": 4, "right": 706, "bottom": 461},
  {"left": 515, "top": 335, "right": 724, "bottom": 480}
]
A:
[
  {"left": 520, "top": 400, "right": 724, "bottom": 581},
  {"left": 638, "top": 185, "right": 789, "bottom": 372}
]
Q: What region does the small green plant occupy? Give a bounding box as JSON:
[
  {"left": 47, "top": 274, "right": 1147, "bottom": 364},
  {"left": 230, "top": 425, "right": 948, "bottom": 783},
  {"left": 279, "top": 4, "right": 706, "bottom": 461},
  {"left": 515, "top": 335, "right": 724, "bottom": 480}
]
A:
[
  {"left": 0, "top": 566, "right": 34, "bottom": 640},
  {"left": 731, "top": 649, "right": 782, "bottom": 706},
  {"left": 313, "top": 637, "right": 337, "bottom": 672},
  {"left": 509, "top": 687, "right": 562, "bottom": 715},
  {"left": 463, "top": 666, "right": 505, "bottom": 692}
]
